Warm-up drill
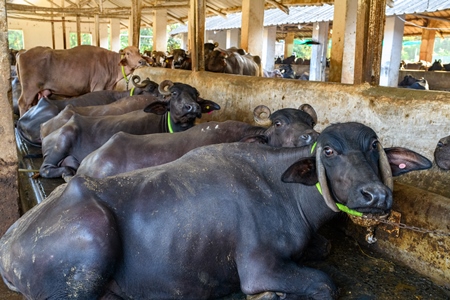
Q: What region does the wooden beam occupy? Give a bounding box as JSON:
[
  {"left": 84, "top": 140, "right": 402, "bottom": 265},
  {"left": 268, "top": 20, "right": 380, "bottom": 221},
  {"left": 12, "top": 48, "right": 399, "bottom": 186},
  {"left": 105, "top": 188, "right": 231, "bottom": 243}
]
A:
[
  {"left": 130, "top": 0, "right": 141, "bottom": 47},
  {"left": 7, "top": 3, "right": 129, "bottom": 14},
  {"left": 167, "top": 12, "right": 186, "bottom": 24},
  {"left": 77, "top": 14, "right": 81, "bottom": 45},
  {"left": 206, "top": 4, "right": 227, "bottom": 18},
  {"left": 7, "top": 14, "right": 120, "bottom": 22},
  {"left": 189, "top": 0, "right": 205, "bottom": 71},
  {"left": 266, "top": 0, "right": 289, "bottom": 14},
  {"left": 412, "top": 13, "right": 450, "bottom": 24},
  {"left": 0, "top": 0, "right": 20, "bottom": 237},
  {"left": 280, "top": 0, "right": 333, "bottom": 4}
]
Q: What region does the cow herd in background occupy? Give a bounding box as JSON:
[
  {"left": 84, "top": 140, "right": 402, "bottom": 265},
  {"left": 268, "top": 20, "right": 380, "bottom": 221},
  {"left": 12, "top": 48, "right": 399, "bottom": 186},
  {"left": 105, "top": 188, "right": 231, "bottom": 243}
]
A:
[
  {"left": 398, "top": 58, "right": 450, "bottom": 90},
  {"left": 1, "top": 44, "right": 449, "bottom": 299}
]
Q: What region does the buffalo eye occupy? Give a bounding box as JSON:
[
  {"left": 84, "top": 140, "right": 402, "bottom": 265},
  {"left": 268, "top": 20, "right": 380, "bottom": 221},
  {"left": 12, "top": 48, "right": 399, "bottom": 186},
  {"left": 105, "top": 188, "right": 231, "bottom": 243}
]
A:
[
  {"left": 274, "top": 120, "right": 282, "bottom": 127},
  {"left": 437, "top": 141, "right": 444, "bottom": 148},
  {"left": 324, "top": 147, "right": 334, "bottom": 156},
  {"left": 371, "top": 140, "right": 378, "bottom": 150}
]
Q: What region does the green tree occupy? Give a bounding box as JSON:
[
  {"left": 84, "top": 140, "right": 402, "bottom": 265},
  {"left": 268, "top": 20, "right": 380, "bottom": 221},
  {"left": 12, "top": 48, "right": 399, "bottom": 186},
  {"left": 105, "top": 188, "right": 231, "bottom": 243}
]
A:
[
  {"left": 140, "top": 27, "right": 153, "bottom": 52},
  {"left": 120, "top": 30, "right": 129, "bottom": 50},
  {"left": 69, "top": 33, "right": 92, "bottom": 48},
  {"left": 167, "top": 24, "right": 181, "bottom": 52},
  {"left": 8, "top": 30, "right": 24, "bottom": 50}
]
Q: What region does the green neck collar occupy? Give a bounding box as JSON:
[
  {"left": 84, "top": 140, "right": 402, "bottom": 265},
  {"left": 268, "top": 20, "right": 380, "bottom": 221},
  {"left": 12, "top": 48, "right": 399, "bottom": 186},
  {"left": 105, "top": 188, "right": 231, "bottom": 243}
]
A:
[
  {"left": 167, "top": 111, "right": 174, "bottom": 133},
  {"left": 315, "top": 183, "right": 362, "bottom": 216},
  {"left": 311, "top": 141, "right": 317, "bottom": 154}
]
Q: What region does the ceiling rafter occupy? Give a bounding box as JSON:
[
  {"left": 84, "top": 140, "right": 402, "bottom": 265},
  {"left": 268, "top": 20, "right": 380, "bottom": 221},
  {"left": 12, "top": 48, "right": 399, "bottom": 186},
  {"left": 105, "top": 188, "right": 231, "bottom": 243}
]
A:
[
  {"left": 266, "top": 0, "right": 289, "bottom": 14},
  {"left": 206, "top": 4, "right": 227, "bottom": 18}
]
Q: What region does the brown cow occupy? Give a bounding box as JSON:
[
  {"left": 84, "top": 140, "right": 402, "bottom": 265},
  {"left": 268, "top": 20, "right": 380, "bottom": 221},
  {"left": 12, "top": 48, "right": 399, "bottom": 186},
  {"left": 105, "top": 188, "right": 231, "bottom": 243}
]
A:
[{"left": 16, "top": 45, "right": 151, "bottom": 116}]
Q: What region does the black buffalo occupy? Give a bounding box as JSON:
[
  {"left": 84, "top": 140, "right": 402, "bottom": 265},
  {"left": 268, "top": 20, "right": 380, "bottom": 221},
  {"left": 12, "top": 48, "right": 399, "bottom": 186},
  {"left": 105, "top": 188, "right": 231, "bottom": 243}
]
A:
[
  {"left": 0, "top": 122, "right": 432, "bottom": 299},
  {"left": 428, "top": 59, "right": 450, "bottom": 71},
  {"left": 434, "top": 135, "right": 450, "bottom": 170},
  {"left": 38, "top": 80, "right": 220, "bottom": 179},
  {"left": 40, "top": 93, "right": 162, "bottom": 139},
  {"left": 11, "top": 76, "right": 21, "bottom": 116},
  {"left": 398, "top": 74, "right": 429, "bottom": 90},
  {"left": 16, "top": 76, "right": 159, "bottom": 147},
  {"left": 77, "top": 104, "right": 319, "bottom": 178}
]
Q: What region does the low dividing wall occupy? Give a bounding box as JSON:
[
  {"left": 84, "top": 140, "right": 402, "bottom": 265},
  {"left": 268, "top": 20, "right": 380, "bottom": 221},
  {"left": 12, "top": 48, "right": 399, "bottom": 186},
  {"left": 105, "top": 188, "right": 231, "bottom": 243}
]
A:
[{"left": 127, "top": 67, "right": 450, "bottom": 287}]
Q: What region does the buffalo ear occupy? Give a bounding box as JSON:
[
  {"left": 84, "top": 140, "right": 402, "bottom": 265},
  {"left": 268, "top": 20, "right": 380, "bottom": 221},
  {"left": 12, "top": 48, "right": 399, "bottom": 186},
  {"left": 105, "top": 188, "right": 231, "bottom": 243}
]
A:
[
  {"left": 281, "top": 157, "right": 317, "bottom": 185},
  {"left": 239, "top": 135, "right": 268, "bottom": 144},
  {"left": 384, "top": 147, "right": 432, "bottom": 176},
  {"left": 198, "top": 99, "right": 221, "bottom": 113},
  {"left": 143, "top": 101, "right": 169, "bottom": 115}
]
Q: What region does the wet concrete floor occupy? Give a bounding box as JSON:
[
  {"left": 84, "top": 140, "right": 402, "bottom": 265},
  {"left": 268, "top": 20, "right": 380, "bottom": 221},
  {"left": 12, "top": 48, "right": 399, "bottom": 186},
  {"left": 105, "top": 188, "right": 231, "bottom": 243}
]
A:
[{"left": 1, "top": 131, "right": 449, "bottom": 299}]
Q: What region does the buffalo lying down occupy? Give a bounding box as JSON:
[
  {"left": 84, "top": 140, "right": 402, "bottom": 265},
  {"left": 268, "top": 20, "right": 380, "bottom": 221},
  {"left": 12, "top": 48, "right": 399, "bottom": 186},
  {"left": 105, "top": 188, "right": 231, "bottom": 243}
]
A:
[
  {"left": 39, "top": 80, "right": 220, "bottom": 179},
  {"left": 40, "top": 93, "right": 161, "bottom": 139},
  {"left": 0, "top": 122, "right": 432, "bottom": 299},
  {"left": 77, "top": 104, "right": 319, "bottom": 178},
  {"left": 16, "top": 76, "right": 159, "bottom": 147},
  {"left": 434, "top": 135, "right": 450, "bottom": 170},
  {"left": 398, "top": 74, "right": 429, "bottom": 90}
]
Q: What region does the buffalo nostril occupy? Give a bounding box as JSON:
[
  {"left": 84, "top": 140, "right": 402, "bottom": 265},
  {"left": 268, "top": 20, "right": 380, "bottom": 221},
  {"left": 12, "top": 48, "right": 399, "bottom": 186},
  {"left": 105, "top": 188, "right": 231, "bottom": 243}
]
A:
[
  {"left": 185, "top": 105, "right": 193, "bottom": 112},
  {"left": 361, "top": 190, "right": 374, "bottom": 202}
]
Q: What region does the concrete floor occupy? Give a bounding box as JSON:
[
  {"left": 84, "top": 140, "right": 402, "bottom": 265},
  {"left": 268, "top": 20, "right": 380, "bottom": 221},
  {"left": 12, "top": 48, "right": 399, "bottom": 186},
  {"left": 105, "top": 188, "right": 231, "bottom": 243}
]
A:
[{"left": 1, "top": 130, "right": 449, "bottom": 299}]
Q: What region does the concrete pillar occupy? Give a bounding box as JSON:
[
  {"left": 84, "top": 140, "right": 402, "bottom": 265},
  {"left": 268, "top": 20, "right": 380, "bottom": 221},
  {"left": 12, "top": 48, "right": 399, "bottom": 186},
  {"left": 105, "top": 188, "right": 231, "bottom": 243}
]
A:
[
  {"left": 153, "top": 9, "right": 167, "bottom": 52},
  {"left": 180, "top": 32, "right": 188, "bottom": 50},
  {"left": 262, "top": 26, "right": 276, "bottom": 71},
  {"left": 0, "top": 0, "right": 20, "bottom": 236},
  {"left": 226, "top": 29, "right": 240, "bottom": 48},
  {"left": 208, "top": 30, "right": 226, "bottom": 48},
  {"left": 310, "top": 21, "right": 329, "bottom": 82},
  {"left": 380, "top": 15, "right": 405, "bottom": 87},
  {"left": 241, "top": 0, "right": 264, "bottom": 57},
  {"left": 284, "top": 31, "right": 295, "bottom": 58},
  {"left": 110, "top": 18, "right": 121, "bottom": 51},
  {"left": 99, "top": 22, "right": 109, "bottom": 49},
  {"left": 341, "top": 0, "right": 357, "bottom": 84}
]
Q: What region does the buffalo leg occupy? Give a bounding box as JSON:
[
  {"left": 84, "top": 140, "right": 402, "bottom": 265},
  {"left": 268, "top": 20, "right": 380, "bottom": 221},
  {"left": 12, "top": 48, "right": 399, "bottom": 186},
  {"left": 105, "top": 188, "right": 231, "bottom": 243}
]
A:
[
  {"left": 238, "top": 260, "right": 338, "bottom": 299},
  {"left": 40, "top": 124, "right": 80, "bottom": 178}
]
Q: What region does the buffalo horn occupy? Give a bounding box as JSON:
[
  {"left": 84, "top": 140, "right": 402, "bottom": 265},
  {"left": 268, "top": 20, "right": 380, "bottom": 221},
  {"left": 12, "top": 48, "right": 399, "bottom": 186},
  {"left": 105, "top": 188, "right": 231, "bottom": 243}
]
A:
[
  {"left": 299, "top": 104, "right": 318, "bottom": 125},
  {"left": 377, "top": 142, "right": 394, "bottom": 190},
  {"left": 316, "top": 145, "right": 340, "bottom": 212},
  {"left": 253, "top": 105, "right": 272, "bottom": 126},
  {"left": 158, "top": 80, "right": 174, "bottom": 96},
  {"left": 131, "top": 75, "right": 148, "bottom": 88}
]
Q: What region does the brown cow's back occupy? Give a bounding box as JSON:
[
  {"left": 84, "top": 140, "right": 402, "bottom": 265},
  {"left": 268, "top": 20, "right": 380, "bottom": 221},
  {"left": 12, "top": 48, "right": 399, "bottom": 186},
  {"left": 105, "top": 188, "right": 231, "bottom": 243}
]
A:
[{"left": 17, "top": 45, "right": 147, "bottom": 116}]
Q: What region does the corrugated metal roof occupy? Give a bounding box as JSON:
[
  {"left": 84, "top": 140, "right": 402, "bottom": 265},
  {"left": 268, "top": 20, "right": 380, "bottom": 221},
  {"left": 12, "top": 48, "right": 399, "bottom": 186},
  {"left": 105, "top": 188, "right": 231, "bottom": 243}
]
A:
[
  {"left": 170, "top": 5, "right": 335, "bottom": 35},
  {"left": 170, "top": 1, "right": 450, "bottom": 37},
  {"left": 386, "top": 0, "right": 450, "bottom": 15}
]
